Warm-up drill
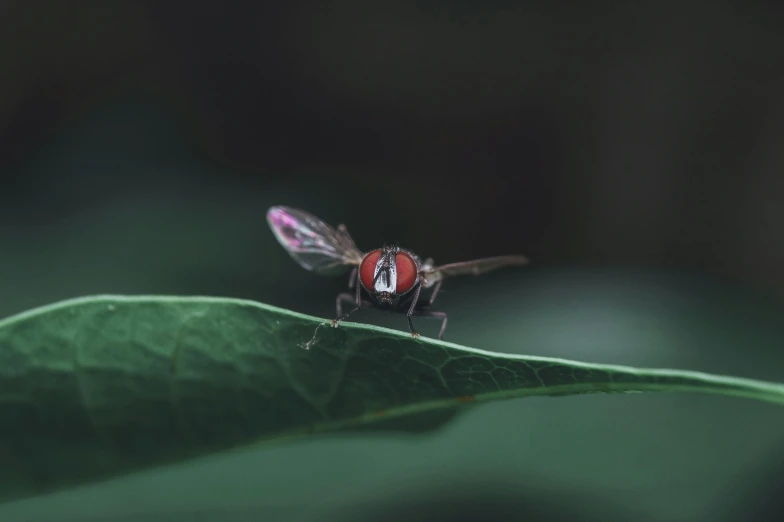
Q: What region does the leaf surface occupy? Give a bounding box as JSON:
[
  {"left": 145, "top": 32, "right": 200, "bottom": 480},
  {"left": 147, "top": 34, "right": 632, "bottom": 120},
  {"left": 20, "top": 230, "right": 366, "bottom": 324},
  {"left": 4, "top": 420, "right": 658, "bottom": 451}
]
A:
[{"left": 1, "top": 295, "right": 783, "bottom": 502}]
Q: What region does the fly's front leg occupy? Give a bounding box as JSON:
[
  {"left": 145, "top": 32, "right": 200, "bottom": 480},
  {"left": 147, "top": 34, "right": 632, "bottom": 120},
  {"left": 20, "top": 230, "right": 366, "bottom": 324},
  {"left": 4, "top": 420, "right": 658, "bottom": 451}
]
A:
[
  {"left": 335, "top": 267, "right": 361, "bottom": 317},
  {"left": 347, "top": 266, "right": 358, "bottom": 290},
  {"left": 332, "top": 277, "right": 367, "bottom": 328},
  {"left": 305, "top": 288, "right": 364, "bottom": 351},
  {"left": 405, "top": 284, "right": 423, "bottom": 338},
  {"left": 333, "top": 293, "right": 359, "bottom": 327},
  {"left": 335, "top": 292, "right": 355, "bottom": 318},
  {"left": 354, "top": 266, "right": 362, "bottom": 303},
  {"left": 411, "top": 309, "right": 448, "bottom": 340}
]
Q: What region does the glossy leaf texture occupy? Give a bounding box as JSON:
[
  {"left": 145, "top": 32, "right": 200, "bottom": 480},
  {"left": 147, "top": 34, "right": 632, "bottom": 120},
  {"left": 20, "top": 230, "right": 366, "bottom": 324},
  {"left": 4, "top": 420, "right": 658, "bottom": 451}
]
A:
[{"left": 1, "top": 295, "right": 783, "bottom": 503}]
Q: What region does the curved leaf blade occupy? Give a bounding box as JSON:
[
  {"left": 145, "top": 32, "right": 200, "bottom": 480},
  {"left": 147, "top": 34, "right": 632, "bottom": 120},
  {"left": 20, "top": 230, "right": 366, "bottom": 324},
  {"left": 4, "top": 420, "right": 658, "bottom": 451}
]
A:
[{"left": 1, "top": 295, "right": 782, "bottom": 503}]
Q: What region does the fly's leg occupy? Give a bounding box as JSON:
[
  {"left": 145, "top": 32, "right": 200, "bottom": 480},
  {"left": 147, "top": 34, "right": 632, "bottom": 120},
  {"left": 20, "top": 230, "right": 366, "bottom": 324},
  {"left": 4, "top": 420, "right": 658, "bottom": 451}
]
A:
[
  {"left": 303, "top": 287, "right": 362, "bottom": 350},
  {"left": 411, "top": 309, "right": 449, "bottom": 340},
  {"left": 354, "top": 267, "right": 361, "bottom": 303},
  {"left": 332, "top": 273, "right": 366, "bottom": 327},
  {"left": 333, "top": 293, "right": 360, "bottom": 326},
  {"left": 332, "top": 295, "right": 375, "bottom": 326},
  {"left": 336, "top": 266, "right": 361, "bottom": 316},
  {"left": 304, "top": 269, "right": 363, "bottom": 351},
  {"left": 335, "top": 293, "right": 358, "bottom": 318},
  {"left": 411, "top": 280, "right": 442, "bottom": 311},
  {"left": 405, "top": 284, "right": 423, "bottom": 338},
  {"left": 424, "top": 280, "right": 442, "bottom": 306}
]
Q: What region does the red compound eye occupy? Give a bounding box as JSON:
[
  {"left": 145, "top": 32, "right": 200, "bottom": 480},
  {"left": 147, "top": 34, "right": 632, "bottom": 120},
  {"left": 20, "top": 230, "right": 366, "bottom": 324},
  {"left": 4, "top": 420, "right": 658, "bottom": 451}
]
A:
[
  {"left": 395, "top": 251, "right": 417, "bottom": 294},
  {"left": 359, "top": 249, "right": 381, "bottom": 290}
]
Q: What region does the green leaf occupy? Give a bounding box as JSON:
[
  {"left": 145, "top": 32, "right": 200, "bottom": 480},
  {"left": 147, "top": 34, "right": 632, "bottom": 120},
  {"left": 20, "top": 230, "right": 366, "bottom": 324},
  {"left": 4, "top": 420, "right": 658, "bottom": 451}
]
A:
[{"left": 1, "top": 295, "right": 783, "bottom": 503}]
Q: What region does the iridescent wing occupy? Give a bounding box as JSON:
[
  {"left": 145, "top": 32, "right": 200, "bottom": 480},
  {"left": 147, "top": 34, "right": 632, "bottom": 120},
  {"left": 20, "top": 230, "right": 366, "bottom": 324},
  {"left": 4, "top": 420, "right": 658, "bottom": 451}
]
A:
[
  {"left": 267, "top": 206, "right": 364, "bottom": 275},
  {"left": 419, "top": 255, "right": 529, "bottom": 287}
]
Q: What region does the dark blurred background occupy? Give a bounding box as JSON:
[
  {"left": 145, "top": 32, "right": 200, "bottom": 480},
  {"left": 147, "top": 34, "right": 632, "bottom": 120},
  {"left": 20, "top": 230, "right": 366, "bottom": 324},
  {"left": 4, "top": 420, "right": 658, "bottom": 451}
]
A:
[{"left": 1, "top": 2, "right": 784, "bottom": 521}]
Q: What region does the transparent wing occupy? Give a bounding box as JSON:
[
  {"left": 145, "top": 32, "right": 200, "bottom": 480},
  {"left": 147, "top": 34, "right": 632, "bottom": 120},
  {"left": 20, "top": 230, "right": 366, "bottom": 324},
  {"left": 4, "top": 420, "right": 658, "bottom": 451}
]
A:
[
  {"left": 420, "top": 255, "right": 528, "bottom": 286},
  {"left": 267, "top": 206, "right": 364, "bottom": 275}
]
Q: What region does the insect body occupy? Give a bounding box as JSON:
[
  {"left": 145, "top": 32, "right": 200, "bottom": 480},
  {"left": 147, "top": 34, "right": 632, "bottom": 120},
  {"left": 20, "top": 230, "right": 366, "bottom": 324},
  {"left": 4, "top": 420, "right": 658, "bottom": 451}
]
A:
[{"left": 267, "top": 205, "right": 528, "bottom": 340}]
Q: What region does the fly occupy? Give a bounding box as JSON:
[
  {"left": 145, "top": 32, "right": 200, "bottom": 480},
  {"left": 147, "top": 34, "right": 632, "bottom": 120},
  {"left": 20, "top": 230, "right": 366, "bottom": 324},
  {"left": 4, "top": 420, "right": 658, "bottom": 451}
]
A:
[{"left": 267, "top": 205, "right": 528, "bottom": 346}]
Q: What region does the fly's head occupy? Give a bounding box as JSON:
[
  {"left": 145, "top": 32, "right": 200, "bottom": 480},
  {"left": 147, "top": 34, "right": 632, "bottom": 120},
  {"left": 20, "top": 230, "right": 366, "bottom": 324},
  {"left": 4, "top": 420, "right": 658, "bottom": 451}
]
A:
[{"left": 359, "top": 244, "right": 420, "bottom": 304}]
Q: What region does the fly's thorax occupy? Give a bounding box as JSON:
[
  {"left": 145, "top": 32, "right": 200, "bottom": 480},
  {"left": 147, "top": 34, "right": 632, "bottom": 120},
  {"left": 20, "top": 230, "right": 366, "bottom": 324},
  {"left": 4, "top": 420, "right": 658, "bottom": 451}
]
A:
[{"left": 359, "top": 246, "right": 420, "bottom": 297}]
